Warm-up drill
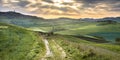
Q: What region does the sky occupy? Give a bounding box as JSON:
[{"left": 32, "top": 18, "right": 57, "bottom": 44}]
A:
[{"left": 0, "top": 0, "right": 120, "bottom": 19}]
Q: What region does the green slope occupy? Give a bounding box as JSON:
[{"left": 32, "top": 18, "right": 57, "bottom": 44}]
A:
[
  {"left": 55, "top": 22, "right": 120, "bottom": 42},
  {"left": 0, "top": 23, "right": 45, "bottom": 60},
  {"left": 56, "top": 22, "right": 120, "bottom": 35},
  {"left": 48, "top": 35, "right": 120, "bottom": 60},
  {"left": 0, "top": 22, "right": 120, "bottom": 60}
]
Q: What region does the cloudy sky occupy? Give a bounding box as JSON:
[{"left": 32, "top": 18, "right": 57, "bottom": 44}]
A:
[{"left": 0, "top": 0, "right": 120, "bottom": 19}]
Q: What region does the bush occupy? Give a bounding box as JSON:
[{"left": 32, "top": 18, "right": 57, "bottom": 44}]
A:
[{"left": 115, "top": 38, "right": 120, "bottom": 45}]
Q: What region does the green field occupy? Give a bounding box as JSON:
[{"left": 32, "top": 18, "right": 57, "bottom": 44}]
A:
[
  {"left": 1, "top": 14, "right": 120, "bottom": 42},
  {"left": 48, "top": 35, "right": 120, "bottom": 60},
  {"left": 0, "top": 23, "right": 45, "bottom": 60},
  {"left": 0, "top": 22, "right": 120, "bottom": 60},
  {"left": 53, "top": 22, "right": 120, "bottom": 42},
  {"left": 28, "top": 22, "right": 120, "bottom": 42},
  {"left": 1, "top": 15, "right": 120, "bottom": 60}
]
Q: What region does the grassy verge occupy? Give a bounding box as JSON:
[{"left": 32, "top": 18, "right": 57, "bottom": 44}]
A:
[
  {"left": 0, "top": 23, "right": 45, "bottom": 60},
  {"left": 48, "top": 35, "right": 120, "bottom": 60}
]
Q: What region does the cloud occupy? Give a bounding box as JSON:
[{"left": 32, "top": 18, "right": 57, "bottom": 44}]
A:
[
  {"left": 43, "top": 0, "right": 53, "bottom": 3},
  {"left": 0, "top": 0, "right": 120, "bottom": 19},
  {"left": 76, "top": 0, "right": 120, "bottom": 8},
  {"left": 75, "top": 0, "right": 120, "bottom": 13},
  {"left": 76, "top": 0, "right": 120, "bottom": 4},
  {"left": 17, "top": 1, "right": 31, "bottom": 7},
  {"left": 108, "top": 3, "right": 120, "bottom": 12},
  {"left": 0, "top": 0, "right": 2, "bottom": 5}
]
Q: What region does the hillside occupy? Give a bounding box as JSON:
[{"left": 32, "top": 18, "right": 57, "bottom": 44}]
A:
[
  {"left": 55, "top": 22, "right": 120, "bottom": 42},
  {"left": 47, "top": 35, "right": 120, "bottom": 60},
  {"left": 0, "top": 23, "right": 120, "bottom": 60},
  {"left": 0, "top": 11, "right": 120, "bottom": 42},
  {"left": 0, "top": 23, "right": 45, "bottom": 60},
  {"left": 0, "top": 11, "right": 120, "bottom": 60},
  {"left": 0, "top": 11, "right": 45, "bottom": 27},
  {"left": 0, "top": 11, "right": 120, "bottom": 28}
]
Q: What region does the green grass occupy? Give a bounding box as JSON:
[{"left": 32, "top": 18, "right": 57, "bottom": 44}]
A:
[
  {"left": 2, "top": 18, "right": 120, "bottom": 42},
  {"left": 0, "top": 23, "right": 45, "bottom": 60},
  {"left": 48, "top": 35, "right": 120, "bottom": 60},
  {"left": 55, "top": 22, "right": 120, "bottom": 42},
  {"left": 1, "top": 20, "right": 120, "bottom": 60},
  {"left": 55, "top": 23, "right": 120, "bottom": 35},
  {"left": 47, "top": 39, "right": 70, "bottom": 60},
  {"left": 28, "top": 22, "right": 120, "bottom": 42}
]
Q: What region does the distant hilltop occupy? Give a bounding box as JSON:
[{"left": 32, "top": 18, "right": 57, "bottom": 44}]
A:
[
  {"left": 0, "top": 11, "right": 120, "bottom": 22},
  {"left": 0, "top": 11, "right": 44, "bottom": 20}
]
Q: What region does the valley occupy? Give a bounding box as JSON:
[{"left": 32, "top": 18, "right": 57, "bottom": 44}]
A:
[{"left": 0, "top": 12, "right": 120, "bottom": 60}]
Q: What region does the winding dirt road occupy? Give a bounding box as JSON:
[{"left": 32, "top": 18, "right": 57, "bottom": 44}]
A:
[
  {"left": 52, "top": 40, "right": 66, "bottom": 58},
  {"left": 41, "top": 37, "right": 66, "bottom": 60},
  {"left": 41, "top": 39, "right": 53, "bottom": 60}
]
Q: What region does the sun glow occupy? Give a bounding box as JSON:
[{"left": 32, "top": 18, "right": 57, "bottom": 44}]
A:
[{"left": 1, "top": 0, "right": 120, "bottom": 19}]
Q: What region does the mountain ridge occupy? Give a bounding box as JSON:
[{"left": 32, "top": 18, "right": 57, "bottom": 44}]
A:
[{"left": 0, "top": 11, "right": 120, "bottom": 21}]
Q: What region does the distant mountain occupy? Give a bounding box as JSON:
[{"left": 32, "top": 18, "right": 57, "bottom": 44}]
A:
[
  {"left": 53, "top": 17, "right": 120, "bottom": 22},
  {"left": 0, "top": 11, "right": 120, "bottom": 21},
  {"left": 0, "top": 11, "right": 120, "bottom": 28},
  {"left": 97, "top": 17, "right": 120, "bottom": 22},
  {"left": 0, "top": 11, "right": 44, "bottom": 19},
  {"left": 0, "top": 11, "right": 45, "bottom": 27},
  {"left": 0, "top": 11, "right": 81, "bottom": 27}
]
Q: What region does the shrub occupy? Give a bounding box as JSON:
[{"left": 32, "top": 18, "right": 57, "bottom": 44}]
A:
[{"left": 115, "top": 38, "right": 120, "bottom": 45}]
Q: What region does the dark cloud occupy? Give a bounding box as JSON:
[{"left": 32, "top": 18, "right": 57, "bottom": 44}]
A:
[
  {"left": 110, "top": 4, "right": 120, "bottom": 12},
  {"left": 75, "top": 0, "right": 120, "bottom": 12},
  {"left": 75, "top": 0, "right": 120, "bottom": 6},
  {"left": 75, "top": 0, "right": 103, "bottom": 9},
  {"left": 17, "top": 1, "right": 30, "bottom": 7},
  {"left": 39, "top": 5, "right": 78, "bottom": 13},
  {"left": 28, "top": 3, "right": 42, "bottom": 7},
  {"left": 0, "top": 0, "right": 1, "bottom": 2},
  {"left": 76, "top": 0, "right": 120, "bottom": 4},
  {"left": 62, "top": 3, "right": 73, "bottom": 6},
  {"left": 42, "top": 0, "right": 53, "bottom": 3},
  {"left": 41, "top": 5, "right": 68, "bottom": 12},
  {"left": 111, "top": 8, "right": 120, "bottom": 12},
  {"left": 40, "top": 5, "right": 50, "bottom": 8},
  {"left": 58, "top": 7, "right": 68, "bottom": 12},
  {"left": 1, "top": 0, "right": 31, "bottom": 8}
]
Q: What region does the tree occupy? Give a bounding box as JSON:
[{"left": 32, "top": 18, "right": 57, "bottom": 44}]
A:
[{"left": 115, "top": 38, "right": 120, "bottom": 44}]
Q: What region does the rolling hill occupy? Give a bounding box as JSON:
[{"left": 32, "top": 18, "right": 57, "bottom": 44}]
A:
[
  {"left": 0, "top": 11, "right": 120, "bottom": 60},
  {"left": 0, "top": 11, "right": 120, "bottom": 42},
  {"left": 0, "top": 23, "right": 120, "bottom": 60},
  {"left": 0, "top": 23, "right": 45, "bottom": 60}
]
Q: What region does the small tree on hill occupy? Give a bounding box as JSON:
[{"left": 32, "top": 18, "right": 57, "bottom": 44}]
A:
[{"left": 115, "top": 38, "right": 120, "bottom": 44}]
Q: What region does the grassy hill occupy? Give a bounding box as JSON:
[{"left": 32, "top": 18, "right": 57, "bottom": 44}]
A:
[
  {"left": 47, "top": 35, "right": 120, "bottom": 60},
  {"left": 0, "top": 12, "right": 120, "bottom": 60},
  {"left": 0, "top": 23, "right": 120, "bottom": 60},
  {"left": 0, "top": 23, "right": 45, "bottom": 60},
  {"left": 0, "top": 12, "right": 120, "bottom": 42},
  {"left": 55, "top": 22, "right": 120, "bottom": 42},
  {"left": 28, "top": 22, "right": 120, "bottom": 42}
]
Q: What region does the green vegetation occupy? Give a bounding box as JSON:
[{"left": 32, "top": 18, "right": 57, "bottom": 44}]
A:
[
  {"left": 27, "top": 22, "right": 120, "bottom": 42},
  {"left": 48, "top": 35, "right": 120, "bottom": 60},
  {"left": 115, "top": 38, "right": 120, "bottom": 45},
  {"left": 1, "top": 12, "right": 120, "bottom": 60},
  {"left": 1, "top": 15, "right": 120, "bottom": 42},
  {"left": 0, "top": 23, "right": 45, "bottom": 60},
  {"left": 55, "top": 22, "right": 120, "bottom": 35},
  {"left": 55, "top": 22, "right": 120, "bottom": 42},
  {"left": 47, "top": 39, "right": 67, "bottom": 60}
]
